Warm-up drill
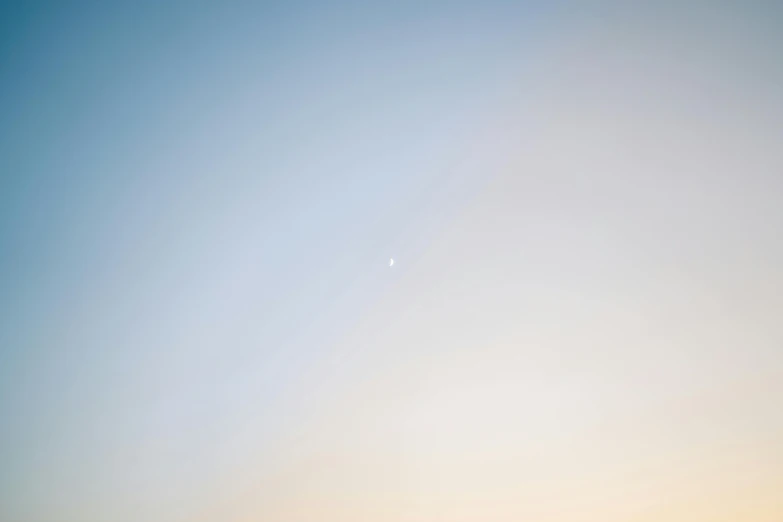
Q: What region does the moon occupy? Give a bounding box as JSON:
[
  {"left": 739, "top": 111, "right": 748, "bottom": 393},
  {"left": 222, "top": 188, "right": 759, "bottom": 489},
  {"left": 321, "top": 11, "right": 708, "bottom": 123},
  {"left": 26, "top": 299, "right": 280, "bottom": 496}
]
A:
[{"left": 389, "top": 258, "right": 394, "bottom": 267}]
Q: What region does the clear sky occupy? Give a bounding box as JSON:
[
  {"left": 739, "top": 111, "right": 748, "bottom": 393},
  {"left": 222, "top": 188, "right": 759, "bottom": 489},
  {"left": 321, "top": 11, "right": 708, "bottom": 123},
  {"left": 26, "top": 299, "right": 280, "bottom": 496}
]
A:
[{"left": 1, "top": 2, "right": 782, "bottom": 521}]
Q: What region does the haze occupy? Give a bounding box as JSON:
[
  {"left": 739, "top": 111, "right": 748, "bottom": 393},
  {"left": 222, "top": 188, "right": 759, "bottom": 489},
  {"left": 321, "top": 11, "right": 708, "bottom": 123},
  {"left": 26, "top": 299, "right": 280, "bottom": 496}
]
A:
[{"left": 1, "top": 2, "right": 782, "bottom": 521}]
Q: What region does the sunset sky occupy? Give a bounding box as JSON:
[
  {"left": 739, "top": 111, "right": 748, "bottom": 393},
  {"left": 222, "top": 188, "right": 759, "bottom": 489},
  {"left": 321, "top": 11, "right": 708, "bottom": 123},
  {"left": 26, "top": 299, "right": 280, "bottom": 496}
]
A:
[{"left": 1, "top": 2, "right": 782, "bottom": 521}]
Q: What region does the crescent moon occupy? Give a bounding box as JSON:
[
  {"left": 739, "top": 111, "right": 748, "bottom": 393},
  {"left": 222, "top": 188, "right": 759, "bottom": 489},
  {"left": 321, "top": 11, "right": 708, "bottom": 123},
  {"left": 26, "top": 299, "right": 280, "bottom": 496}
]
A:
[{"left": 389, "top": 258, "right": 394, "bottom": 267}]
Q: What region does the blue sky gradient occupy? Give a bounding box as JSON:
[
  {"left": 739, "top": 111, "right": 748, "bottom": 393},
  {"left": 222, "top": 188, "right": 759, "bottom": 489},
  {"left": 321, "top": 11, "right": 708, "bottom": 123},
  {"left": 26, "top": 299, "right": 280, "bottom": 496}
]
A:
[{"left": 2, "top": 2, "right": 783, "bottom": 521}]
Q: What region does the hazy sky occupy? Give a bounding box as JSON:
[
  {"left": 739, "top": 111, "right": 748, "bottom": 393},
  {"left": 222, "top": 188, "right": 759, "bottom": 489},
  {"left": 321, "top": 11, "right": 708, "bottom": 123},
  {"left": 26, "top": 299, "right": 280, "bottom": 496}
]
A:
[{"left": 2, "top": 2, "right": 782, "bottom": 521}]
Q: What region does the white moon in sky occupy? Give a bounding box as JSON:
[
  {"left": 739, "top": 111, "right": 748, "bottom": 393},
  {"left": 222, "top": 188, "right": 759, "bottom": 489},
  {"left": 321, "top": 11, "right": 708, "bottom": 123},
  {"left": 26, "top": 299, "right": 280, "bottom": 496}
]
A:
[{"left": 389, "top": 258, "right": 394, "bottom": 267}]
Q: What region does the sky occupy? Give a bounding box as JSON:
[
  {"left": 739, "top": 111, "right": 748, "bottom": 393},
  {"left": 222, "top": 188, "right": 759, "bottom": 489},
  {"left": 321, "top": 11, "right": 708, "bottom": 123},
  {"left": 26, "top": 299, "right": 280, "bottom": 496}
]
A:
[{"left": 1, "top": 2, "right": 782, "bottom": 521}]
